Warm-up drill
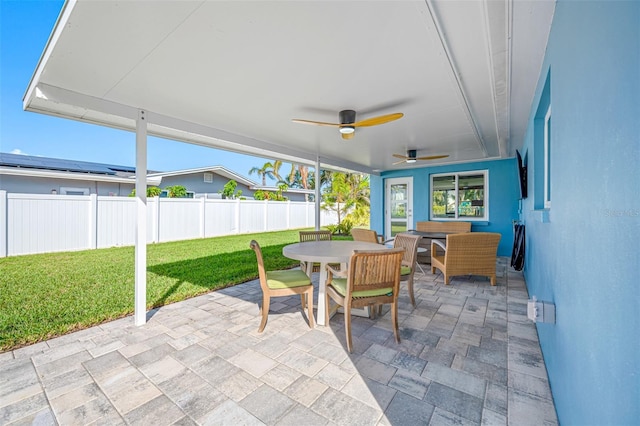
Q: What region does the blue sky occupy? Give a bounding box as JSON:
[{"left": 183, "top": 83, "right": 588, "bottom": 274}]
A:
[{"left": 0, "top": 0, "right": 281, "bottom": 181}]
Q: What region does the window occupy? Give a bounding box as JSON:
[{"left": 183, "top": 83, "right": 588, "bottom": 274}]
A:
[
  {"left": 534, "top": 71, "right": 551, "bottom": 210},
  {"left": 431, "top": 171, "right": 488, "bottom": 220},
  {"left": 543, "top": 105, "right": 551, "bottom": 208},
  {"left": 160, "top": 190, "right": 195, "bottom": 198},
  {"left": 60, "top": 187, "right": 89, "bottom": 195}
]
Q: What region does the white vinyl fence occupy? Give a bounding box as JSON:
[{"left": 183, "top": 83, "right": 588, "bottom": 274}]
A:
[{"left": 0, "top": 191, "right": 337, "bottom": 257}]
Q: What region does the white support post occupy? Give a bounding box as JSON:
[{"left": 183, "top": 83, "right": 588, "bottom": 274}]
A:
[
  {"left": 315, "top": 156, "right": 321, "bottom": 230},
  {"left": 134, "top": 110, "right": 148, "bottom": 326}
]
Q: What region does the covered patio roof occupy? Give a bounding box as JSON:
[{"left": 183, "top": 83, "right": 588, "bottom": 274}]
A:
[
  {"left": 24, "top": 0, "right": 555, "bottom": 175},
  {"left": 22, "top": 0, "right": 556, "bottom": 325}
]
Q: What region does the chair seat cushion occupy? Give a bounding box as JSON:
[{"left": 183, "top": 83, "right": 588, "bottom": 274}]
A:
[
  {"left": 330, "top": 278, "right": 392, "bottom": 298},
  {"left": 400, "top": 265, "right": 412, "bottom": 276},
  {"left": 266, "top": 270, "right": 312, "bottom": 289}
]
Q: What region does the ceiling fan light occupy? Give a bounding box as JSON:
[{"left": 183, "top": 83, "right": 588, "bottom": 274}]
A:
[
  {"left": 339, "top": 126, "right": 355, "bottom": 134},
  {"left": 406, "top": 158, "right": 416, "bottom": 163}
]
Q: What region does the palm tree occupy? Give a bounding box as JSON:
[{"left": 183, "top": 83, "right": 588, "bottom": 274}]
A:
[
  {"left": 284, "top": 164, "right": 312, "bottom": 201},
  {"left": 249, "top": 160, "right": 283, "bottom": 186}
]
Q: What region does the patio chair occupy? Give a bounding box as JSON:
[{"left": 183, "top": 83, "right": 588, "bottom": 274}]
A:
[
  {"left": 325, "top": 248, "right": 404, "bottom": 352},
  {"left": 414, "top": 221, "right": 472, "bottom": 265},
  {"left": 431, "top": 232, "right": 501, "bottom": 285},
  {"left": 250, "top": 240, "right": 315, "bottom": 332},
  {"left": 351, "top": 228, "right": 383, "bottom": 244},
  {"left": 299, "top": 230, "right": 332, "bottom": 274},
  {"left": 393, "top": 233, "right": 421, "bottom": 307}
]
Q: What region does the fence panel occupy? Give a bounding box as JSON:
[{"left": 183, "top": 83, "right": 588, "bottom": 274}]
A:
[
  {"left": 238, "top": 200, "right": 265, "bottom": 233},
  {"left": 266, "top": 202, "right": 289, "bottom": 231},
  {"left": 204, "top": 199, "right": 237, "bottom": 237},
  {"left": 158, "top": 198, "right": 202, "bottom": 242},
  {"left": 96, "top": 196, "right": 137, "bottom": 248},
  {"left": 7, "top": 194, "right": 91, "bottom": 256},
  {"left": 289, "top": 202, "right": 309, "bottom": 229},
  {"left": 2, "top": 193, "right": 341, "bottom": 257}
]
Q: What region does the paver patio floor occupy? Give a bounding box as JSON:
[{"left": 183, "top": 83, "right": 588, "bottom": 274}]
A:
[{"left": 0, "top": 259, "right": 558, "bottom": 425}]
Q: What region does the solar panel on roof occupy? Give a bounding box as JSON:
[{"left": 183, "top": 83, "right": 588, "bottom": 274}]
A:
[{"left": 0, "top": 153, "right": 120, "bottom": 175}]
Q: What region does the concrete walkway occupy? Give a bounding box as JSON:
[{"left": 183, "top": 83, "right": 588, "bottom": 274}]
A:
[{"left": 0, "top": 261, "right": 558, "bottom": 425}]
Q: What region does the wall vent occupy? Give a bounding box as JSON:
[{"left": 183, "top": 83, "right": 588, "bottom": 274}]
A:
[{"left": 204, "top": 172, "right": 213, "bottom": 183}]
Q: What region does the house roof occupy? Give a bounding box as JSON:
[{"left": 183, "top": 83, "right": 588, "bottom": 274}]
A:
[
  {"left": 148, "top": 165, "right": 314, "bottom": 194},
  {"left": 0, "top": 153, "right": 312, "bottom": 193},
  {"left": 23, "top": 1, "right": 556, "bottom": 175},
  {"left": 0, "top": 152, "right": 143, "bottom": 176},
  {"left": 0, "top": 152, "right": 163, "bottom": 185},
  {"left": 148, "top": 166, "right": 254, "bottom": 187}
]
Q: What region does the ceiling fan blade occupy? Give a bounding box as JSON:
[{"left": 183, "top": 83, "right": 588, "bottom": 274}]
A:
[
  {"left": 416, "top": 155, "right": 450, "bottom": 160},
  {"left": 341, "top": 132, "right": 355, "bottom": 140},
  {"left": 291, "top": 119, "right": 341, "bottom": 127},
  {"left": 353, "top": 113, "right": 404, "bottom": 128},
  {"left": 392, "top": 153, "right": 408, "bottom": 159},
  {"left": 392, "top": 159, "right": 407, "bottom": 165}
]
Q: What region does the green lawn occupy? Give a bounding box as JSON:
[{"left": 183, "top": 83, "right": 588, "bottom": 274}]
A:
[{"left": 0, "top": 229, "right": 350, "bottom": 352}]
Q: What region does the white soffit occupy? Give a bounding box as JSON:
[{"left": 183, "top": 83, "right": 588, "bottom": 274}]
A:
[{"left": 24, "top": 0, "right": 556, "bottom": 173}]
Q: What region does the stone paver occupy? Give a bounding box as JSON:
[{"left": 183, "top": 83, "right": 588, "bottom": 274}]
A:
[{"left": 0, "top": 259, "right": 558, "bottom": 425}]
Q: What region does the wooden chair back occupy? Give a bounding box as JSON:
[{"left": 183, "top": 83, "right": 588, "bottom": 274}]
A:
[
  {"left": 393, "top": 233, "right": 420, "bottom": 268},
  {"left": 249, "top": 240, "right": 269, "bottom": 293},
  {"left": 346, "top": 249, "right": 404, "bottom": 300},
  {"left": 299, "top": 230, "right": 332, "bottom": 242},
  {"left": 351, "top": 228, "right": 381, "bottom": 244}
]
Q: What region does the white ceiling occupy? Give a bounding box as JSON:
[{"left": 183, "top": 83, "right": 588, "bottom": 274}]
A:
[{"left": 25, "top": 0, "right": 555, "bottom": 175}]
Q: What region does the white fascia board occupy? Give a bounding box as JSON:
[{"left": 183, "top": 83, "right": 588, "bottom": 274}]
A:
[
  {"left": 25, "top": 85, "right": 378, "bottom": 176},
  {"left": 23, "top": 0, "right": 77, "bottom": 111}
]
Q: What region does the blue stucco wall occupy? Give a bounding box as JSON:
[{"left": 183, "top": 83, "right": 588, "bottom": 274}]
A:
[
  {"left": 371, "top": 158, "right": 520, "bottom": 257},
  {"left": 520, "top": 1, "right": 640, "bottom": 424}
]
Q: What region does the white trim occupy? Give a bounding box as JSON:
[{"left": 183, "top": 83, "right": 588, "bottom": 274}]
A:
[
  {"left": 385, "top": 177, "right": 414, "bottom": 240},
  {"left": 544, "top": 105, "right": 551, "bottom": 208},
  {"left": 26, "top": 85, "right": 377, "bottom": 176}
]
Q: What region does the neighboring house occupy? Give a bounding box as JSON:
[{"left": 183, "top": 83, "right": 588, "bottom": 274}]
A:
[
  {"left": 148, "top": 166, "right": 310, "bottom": 201},
  {"left": 0, "top": 153, "right": 311, "bottom": 201},
  {"left": 0, "top": 152, "right": 154, "bottom": 196}
]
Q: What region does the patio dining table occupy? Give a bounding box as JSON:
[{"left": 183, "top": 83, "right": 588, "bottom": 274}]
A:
[{"left": 283, "top": 240, "right": 389, "bottom": 326}]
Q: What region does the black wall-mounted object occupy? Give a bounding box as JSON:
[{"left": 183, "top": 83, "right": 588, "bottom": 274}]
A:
[{"left": 516, "top": 149, "right": 528, "bottom": 199}]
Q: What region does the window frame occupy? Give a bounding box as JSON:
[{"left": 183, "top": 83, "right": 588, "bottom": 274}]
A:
[
  {"left": 543, "top": 104, "right": 551, "bottom": 208},
  {"left": 60, "top": 186, "right": 90, "bottom": 195},
  {"left": 430, "top": 170, "right": 489, "bottom": 221}
]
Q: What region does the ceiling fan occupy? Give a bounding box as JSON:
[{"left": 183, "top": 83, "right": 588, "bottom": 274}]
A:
[
  {"left": 393, "top": 149, "right": 449, "bottom": 165},
  {"left": 292, "top": 109, "right": 403, "bottom": 140}
]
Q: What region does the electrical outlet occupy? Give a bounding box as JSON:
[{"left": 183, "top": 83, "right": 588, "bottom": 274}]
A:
[{"left": 527, "top": 296, "right": 555, "bottom": 324}]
